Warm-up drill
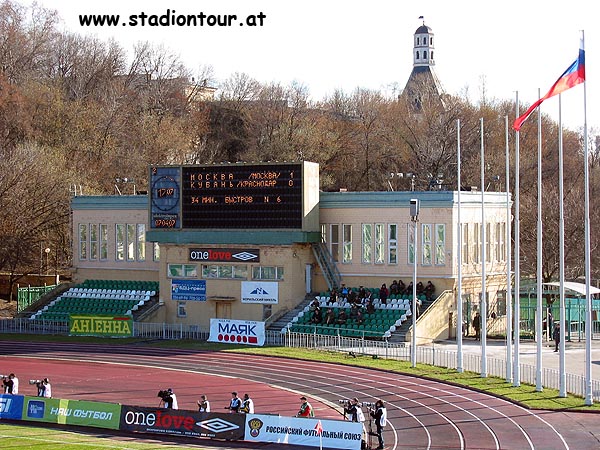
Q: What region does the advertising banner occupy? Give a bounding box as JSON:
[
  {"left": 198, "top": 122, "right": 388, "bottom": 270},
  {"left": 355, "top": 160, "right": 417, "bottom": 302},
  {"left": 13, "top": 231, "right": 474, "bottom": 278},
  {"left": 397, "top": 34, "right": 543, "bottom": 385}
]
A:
[
  {"left": 208, "top": 318, "right": 265, "bottom": 346},
  {"left": 0, "top": 394, "right": 24, "bottom": 420},
  {"left": 244, "top": 414, "right": 362, "bottom": 449},
  {"left": 241, "top": 281, "right": 279, "bottom": 304},
  {"left": 120, "top": 405, "right": 245, "bottom": 440},
  {"left": 69, "top": 315, "right": 133, "bottom": 337},
  {"left": 21, "top": 396, "right": 121, "bottom": 429},
  {"left": 171, "top": 279, "right": 206, "bottom": 301},
  {"left": 189, "top": 248, "right": 260, "bottom": 263}
]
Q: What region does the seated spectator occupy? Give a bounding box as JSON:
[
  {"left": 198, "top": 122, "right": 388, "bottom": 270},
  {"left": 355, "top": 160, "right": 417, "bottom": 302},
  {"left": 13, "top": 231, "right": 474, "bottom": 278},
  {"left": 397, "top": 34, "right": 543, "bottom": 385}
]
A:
[
  {"left": 340, "top": 284, "right": 349, "bottom": 299},
  {"left": 416, "top": 281, "right": 425, "bottom": 295},
  {"left": 366, "top": 298, "right": 376, "bottom": 314},
  {"left": 310, "top": 306, "right": 322, "bottom": 324},
  {"left": 336, "top": 309, "right": 347, "bottom": 325},
  {"left": 329, "top": 288, "right": 338, "bottom": 305},
  {"left": 347, "top": 289, "right": 358, "bottom": 304},
  {"left": 310, "top": 298, "right": 320, "bottom": 311},
  {"left": 350, "top": 303, "right": 359, "bottom": 319},
  {"left": 358, "top": 286, "right": 366, "bottom": 301},
  {"left": 379, "top": 283, "right": 389, "bottom": 304},
  {"left": 398, "top": 280, "right": 406, "bottom": 294},
  {"left": 325, "top": 308, "right": 336, "bottom": 325},
  {"left": 405, "top": 281, "right": 414, "bottom": 295},
  {"left": 356, "top": 308, "right": 364, "bottom": 325},
  {"left": 389, "top": 280, "right": 399, "bottom": 295},
  {"left": 362, "top": 290, "right": 372, "bottom": 305},
  {"left": 424, "top": 281, "right": 436, "bottom": 300}
]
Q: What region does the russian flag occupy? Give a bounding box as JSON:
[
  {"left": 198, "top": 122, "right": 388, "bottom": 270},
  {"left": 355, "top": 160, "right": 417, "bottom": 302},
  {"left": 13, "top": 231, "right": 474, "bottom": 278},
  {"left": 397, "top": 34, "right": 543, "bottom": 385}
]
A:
[{"left": 513, "top": 45, "right": 585, "bottom": 131}]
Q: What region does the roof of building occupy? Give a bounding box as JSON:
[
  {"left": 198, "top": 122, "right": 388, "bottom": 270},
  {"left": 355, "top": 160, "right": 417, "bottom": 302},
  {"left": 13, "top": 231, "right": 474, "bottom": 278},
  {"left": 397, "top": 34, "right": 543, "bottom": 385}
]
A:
[{"left": 415, "top": 25, "right": 432, "bottom": 34}]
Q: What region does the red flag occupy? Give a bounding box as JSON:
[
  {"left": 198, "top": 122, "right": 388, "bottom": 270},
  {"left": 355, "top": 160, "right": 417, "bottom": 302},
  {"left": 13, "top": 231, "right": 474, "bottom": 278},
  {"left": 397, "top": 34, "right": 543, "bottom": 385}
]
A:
[
  {"left": 513, "top": 45, "right": 585, "bottom": 131},
  {"left": 315, "top": 420, "right": 323, "bottom": 436}
]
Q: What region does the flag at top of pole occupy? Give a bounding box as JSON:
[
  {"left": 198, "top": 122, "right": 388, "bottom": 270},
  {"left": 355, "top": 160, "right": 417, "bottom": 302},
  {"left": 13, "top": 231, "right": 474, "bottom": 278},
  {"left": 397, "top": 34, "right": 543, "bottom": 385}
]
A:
[{"left": 513, "top": 41, "right": 585, "bottom": 131}]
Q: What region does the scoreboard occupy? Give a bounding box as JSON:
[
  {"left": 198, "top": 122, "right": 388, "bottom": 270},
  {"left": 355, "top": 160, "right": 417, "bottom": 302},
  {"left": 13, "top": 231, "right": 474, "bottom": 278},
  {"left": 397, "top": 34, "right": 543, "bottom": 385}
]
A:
[{"left": 150, "top": 163, "right": 305, "bottom": 229}]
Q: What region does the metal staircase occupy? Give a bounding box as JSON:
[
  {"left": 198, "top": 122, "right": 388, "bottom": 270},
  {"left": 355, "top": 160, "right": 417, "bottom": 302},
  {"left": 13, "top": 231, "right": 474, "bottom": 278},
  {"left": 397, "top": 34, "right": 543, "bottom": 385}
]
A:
[{"left": 311, "top": 241, "right": 342, "bottom": 291}]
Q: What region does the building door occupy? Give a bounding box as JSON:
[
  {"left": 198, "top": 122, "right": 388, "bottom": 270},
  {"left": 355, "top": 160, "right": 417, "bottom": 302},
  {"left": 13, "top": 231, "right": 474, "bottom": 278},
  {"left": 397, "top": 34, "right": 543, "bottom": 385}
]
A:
[{"left": 216, "top": 302, "right": 232, "bottom": 319}]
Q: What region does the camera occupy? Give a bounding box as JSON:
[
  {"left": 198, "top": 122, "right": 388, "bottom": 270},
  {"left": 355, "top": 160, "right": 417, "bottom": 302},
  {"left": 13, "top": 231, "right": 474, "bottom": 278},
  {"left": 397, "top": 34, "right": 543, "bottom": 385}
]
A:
[
  {"left": 157, "top": 389, "right": 172, "bottom": 401},
  {"left": 29, "top": 380, "right": 42, "bottom": 385},
  {"left": 363, "top": 401, "right": 375, "bottom": 408}
]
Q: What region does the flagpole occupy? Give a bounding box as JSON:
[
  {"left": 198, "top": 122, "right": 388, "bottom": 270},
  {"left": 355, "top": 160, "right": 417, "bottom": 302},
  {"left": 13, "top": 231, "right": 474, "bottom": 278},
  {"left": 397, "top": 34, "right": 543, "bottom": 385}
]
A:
[
  {"left": 480, "top": 117, "right": 487, "bottom": 377},
  {"left": 513, "top": 92, "right": 521, "bottom": 387},
  {"left": 558, "top": 93, "right": 566, "bottom": 398},
  {"left": 582, "top": 30, "right": 593, "bottom": 406},
  {"left": 457, "top": 118, "right": 464, "bottom": 373},
  {"left": 536, "top": 87, "right": 543, "bottom": 392},
  {"left": 505, "top": 116, "right": 513, "bottom": 384}
]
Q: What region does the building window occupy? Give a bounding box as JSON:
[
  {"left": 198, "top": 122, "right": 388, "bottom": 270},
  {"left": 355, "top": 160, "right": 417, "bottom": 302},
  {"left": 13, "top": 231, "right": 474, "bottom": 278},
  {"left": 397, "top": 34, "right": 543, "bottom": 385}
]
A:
[
  {"left": 127, "top": 224, "right": 135, "bottom": 261},
  {"left": 486, "top": 222, "right": 492, "bottom": 263},
  {"left": 462, "top": 223, "right": 469, "bottom": 264},
  {"left": 203, "top": 265, "right": 248, "bottom": 279},
  {"left": 497, "top": 222, "right": 505, "bottom": 262},
  {"left": 424, "top": 36, "right": 428, "bottom": 45},
  {"left": 423, "top": 50, "right": 428, "bottom": 59},
  {"left": 253, "top": 266, "right": 284, "bottom": 280},
  {"left": 153, "top": 242, "right": 160, "bottom": 262},
  {"left": 137, "top": 224, "right": 146, "bottom": 261},
  {"left": 330, "top": 224, "right": 339, "bottom": 262},
  {"left": 435, "top": 224, "right": 445, "bottom": 265},
  {"left": 100, "top": 224, "right": 108, "bottom": 260},
  {"left": 473, "top": 223, "right": 481, "bottom": 264},
  {"left": 375, "top": 223, "right": 385, "bottom": 264},
  {"left": 416, "top": 50, "right": 420, "bottom": 59},
  {"left": 388, "top": 224, "right": 398, "bottom": 265},
  {"left": 79, "top": 224, "right": 87, "bottom": 260},
  {"left": 169, "top": 264, "right": 198, "bottom": 278},
  {"left": 90, "top": 224, "right": 98, "bottom": 260},
  {"left": 362, "top": 224, "right": 373, "bottom": 264},
  {"left": 407, "top": 223, "right": 415, "bottom": 265},
  {"left": 177, "top": 301, "right": 187, "bottom": 318},
  {"left": 422, "top": 224, "right": 432, "bottom": 265},
  {"left": 343, "top": 224, "right": 352, "bottom": 263},
  {"left": 116, "top": 224, "right": 125, "bottom": 261},
  {"left": 320, "top": 223, "right": 326, "bottom": 243}
]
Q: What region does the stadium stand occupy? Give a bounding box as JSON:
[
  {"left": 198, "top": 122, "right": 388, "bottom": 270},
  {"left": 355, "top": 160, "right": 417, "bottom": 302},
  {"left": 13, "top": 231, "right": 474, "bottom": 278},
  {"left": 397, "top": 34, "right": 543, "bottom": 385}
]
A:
[{"left": 29, "top": 280, "right": 159, "bottom": 322}]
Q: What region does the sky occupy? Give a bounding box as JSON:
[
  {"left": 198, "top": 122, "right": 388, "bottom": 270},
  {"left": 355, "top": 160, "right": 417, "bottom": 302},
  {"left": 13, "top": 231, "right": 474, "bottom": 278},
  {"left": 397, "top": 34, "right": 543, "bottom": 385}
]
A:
[{"left": 36, "top": 0, "right": 597, "bottom": 132}]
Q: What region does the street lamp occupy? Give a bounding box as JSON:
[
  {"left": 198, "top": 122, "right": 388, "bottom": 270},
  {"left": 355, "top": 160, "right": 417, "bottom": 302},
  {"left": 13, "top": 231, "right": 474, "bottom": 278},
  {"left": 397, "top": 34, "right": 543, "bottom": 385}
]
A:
[
  {"left": 44, "top": 247, "right": 51, "bottom": 275},
  {"left": 410, "top": 198, "right": 420, "bottom": 368}
]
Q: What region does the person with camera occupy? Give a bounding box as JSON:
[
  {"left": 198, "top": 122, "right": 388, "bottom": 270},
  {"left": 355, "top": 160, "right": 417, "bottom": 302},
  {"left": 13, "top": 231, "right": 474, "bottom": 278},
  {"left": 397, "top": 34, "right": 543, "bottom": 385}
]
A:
[
  {"left": 2, "top": 375, "right": 13, "bottom": 394},
  {"left": 369, "top": 399, "right": 387, "bottom": 450},
  {"left": 240, "top": 393, "right": 254, "bottom": 414},
  {"left": 158, "top": 388, "right": 178, "bottom": 409},
  {"left": 33, "top": 378, "right": 51, "bottom": 398},
  {"left": 227, "top": 391, "right": 242, "bottom": 413},
  {"left": 197, "top": 394, "right": 210, "bottom": 412},
  {"left": 344, "top": 397, "right": 365, "bottom": 423}
]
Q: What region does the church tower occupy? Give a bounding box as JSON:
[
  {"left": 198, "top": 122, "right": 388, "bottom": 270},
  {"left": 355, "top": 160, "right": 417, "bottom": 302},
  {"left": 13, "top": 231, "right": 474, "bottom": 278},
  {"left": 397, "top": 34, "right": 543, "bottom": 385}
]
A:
[{"left": 402, "top": 17, "right": 444, "bottom": 110}]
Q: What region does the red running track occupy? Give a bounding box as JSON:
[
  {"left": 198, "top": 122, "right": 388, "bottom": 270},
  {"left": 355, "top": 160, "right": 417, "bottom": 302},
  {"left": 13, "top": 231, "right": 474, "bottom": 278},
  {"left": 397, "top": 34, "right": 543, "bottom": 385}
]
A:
[{"left": 1, "top": 341, "right": 599, "bottom": 450}]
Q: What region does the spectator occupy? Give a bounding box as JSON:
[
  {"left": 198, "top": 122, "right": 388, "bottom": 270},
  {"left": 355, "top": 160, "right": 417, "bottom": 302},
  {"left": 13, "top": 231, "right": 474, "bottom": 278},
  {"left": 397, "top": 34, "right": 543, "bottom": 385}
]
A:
[
  {"left": 329, "top": 288, "right": 338, "bottom": 305},
  {"left": 362, "top": 290, "right": 372, "bottom": 306},
  {"left": 416, "top": 281, "right": 425, "bottom": 295},
  {"left": 366, "top": 298, "right": 376, "bottom": 314},
  {"left": 311, "top": 306, "right": 323, "bottom": 324},
  {"left": 310, "top": 298, "right": 320, "bottom": 311},
  {"left": 424, "top": 281, "right": 436, "bottom": 300},
  {"left": 347, "top": 289, "right": 358, "bottom": 304},
  {"left": 553, "top": 321, "right": 561, "bottom": 352},
  {"left": 379, "top": 284, "right": 389, "bottom": 304},
  {"left": 336, "top": 309, "right": 347, "bottom": 325},
  {"left": 325, "top": 308, "right": 336, "bottom": 325},
  {"left": 389, "top": 280, "right": 399, "bottom": 295},
  {"left": 358, "top": 286, "right": 366, "bottom": 301},
  {"left": 228, "top": 391, "right": 242, "bottom": 413},
  {"left": 473, "top": 313, "right": 481, "bottom": 340},
  {"left": 296, "top": 396, "right": 314, "bottom": 417},
  {"left": 350, "top": 303, "right": 359, "bottom": 319},
  {"left": 197, "top": 394, "right": 210, "bottom": 412},
  {"left": 356, "top": 308, "right": 364, "bottom": 325},
  {"left": 398, "top": 280, "right": 406, "bottom": 295},
  {"left": 405, "top": 281, "right": 414, "bottom": 296},
  {"left": 341, "top": 284, "right": 349, "bottom": 299},
  {"left": 240, "top": 393, "right": 254, "bottom": 413}
]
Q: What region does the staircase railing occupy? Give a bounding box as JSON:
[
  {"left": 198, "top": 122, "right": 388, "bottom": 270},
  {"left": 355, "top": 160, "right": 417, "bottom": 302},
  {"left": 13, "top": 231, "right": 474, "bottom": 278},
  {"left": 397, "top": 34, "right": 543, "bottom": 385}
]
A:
[{"left": 311, "top": 241, "right": 342, "bottom": 291}]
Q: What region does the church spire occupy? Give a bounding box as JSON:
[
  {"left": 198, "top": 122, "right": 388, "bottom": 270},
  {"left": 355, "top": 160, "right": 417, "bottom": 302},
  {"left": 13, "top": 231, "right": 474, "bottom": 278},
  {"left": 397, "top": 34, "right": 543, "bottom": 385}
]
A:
[{"left": 413, "top": 17, "right": 435, "bottom": 68}]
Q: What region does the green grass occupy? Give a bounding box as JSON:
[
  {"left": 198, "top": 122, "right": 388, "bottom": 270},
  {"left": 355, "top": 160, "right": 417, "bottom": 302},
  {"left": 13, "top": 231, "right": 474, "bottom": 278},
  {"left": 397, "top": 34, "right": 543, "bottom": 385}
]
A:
[{"left": 0, "top": 422, "right": 200, "bottom": 449}]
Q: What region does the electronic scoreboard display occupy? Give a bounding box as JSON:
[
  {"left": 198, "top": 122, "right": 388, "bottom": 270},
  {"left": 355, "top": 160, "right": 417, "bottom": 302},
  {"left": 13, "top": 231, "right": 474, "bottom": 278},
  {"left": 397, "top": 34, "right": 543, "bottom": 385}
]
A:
[{"left": 150, "top": 163, "right": 304, "bottom": 229}]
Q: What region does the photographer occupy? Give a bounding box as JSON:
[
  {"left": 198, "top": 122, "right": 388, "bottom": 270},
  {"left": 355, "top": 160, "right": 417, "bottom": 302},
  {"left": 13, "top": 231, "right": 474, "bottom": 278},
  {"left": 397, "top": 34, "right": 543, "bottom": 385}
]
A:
[
  {"left": 158, "top": 388, "right": 178, "bottom": 409},
  {"left": 240, "top": 393, "right": 254, "bottom": 414},
  {"left": 227, "top": 391, "right": 242, "bottom": 413},
  {"left": 33, "top": 378, "right": 51, "bottom": 398},
  {"left": 344, "top": 397, "right": 365, "bottom": 423},
  {"left": 369, "top": 399, "right": 387, "bottom": 450},
  {"left": 197, "top": 394, "right": 210, "bottom": 412},
  {"left": 2, "top": 375, "right": 13, "bottom": 394}
]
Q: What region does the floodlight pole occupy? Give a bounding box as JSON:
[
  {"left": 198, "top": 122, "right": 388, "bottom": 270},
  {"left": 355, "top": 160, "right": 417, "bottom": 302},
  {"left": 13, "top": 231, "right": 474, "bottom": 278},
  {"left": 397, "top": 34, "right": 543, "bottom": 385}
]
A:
[{"left": 410, "top": 199, "right": 420, "bottom": 368}]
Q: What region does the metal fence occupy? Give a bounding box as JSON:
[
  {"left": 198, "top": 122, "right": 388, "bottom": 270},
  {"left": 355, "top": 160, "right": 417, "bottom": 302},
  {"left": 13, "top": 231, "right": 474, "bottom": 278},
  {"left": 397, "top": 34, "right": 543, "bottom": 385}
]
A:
[
  {"left": 17, "top": 285, "right": 58, "bottom": 313},
  {"left": 0, "top": 318, "right": 598, "bottom": 401}
]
